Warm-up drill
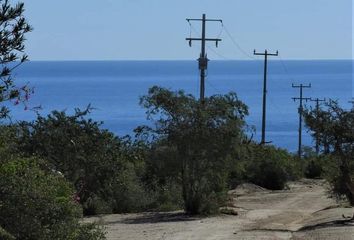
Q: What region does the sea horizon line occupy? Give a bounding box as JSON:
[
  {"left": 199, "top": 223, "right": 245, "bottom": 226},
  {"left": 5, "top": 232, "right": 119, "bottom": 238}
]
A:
[{"left": 23, "top": 59, "right": 354, "bottom": 63}]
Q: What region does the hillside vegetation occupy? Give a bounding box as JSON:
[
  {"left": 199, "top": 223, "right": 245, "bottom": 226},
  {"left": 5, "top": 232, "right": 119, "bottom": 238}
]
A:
[{"left": 0, "top": 1, "right": 352, "bottom": 239}]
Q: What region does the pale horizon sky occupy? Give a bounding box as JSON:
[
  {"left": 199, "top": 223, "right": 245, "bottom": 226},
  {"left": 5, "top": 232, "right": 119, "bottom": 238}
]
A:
[{"left": 23, "top": 0, "right": 352, "bottom": 61}]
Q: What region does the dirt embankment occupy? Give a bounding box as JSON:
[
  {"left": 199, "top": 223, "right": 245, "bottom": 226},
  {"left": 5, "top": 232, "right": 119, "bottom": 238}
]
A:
[{"left": 86, "top": 179, "right": 354, "bottom": 240}]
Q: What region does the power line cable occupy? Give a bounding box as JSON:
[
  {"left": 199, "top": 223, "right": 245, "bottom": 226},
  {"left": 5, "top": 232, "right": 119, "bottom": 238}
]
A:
[
  {"left": 205, "top": 77, "right": 222, "bottom": 94},
  {"left": 268, "top": 93, "right": 291, "bottom": 121},
  {"left": 216, "top": 22, "right": 224, "bottom": 39},
  {"left": 191, "top": 21, "right": 257, "bottom": 60},
  {"left": 277, "top": 53, "right": 299, "bottom": 85},
  {"left": 206, "top": 43, "right": 230, "bottom": 60},
  {"left": 222, "top": 24, "right": 257, "bottom": 60},
  {"left": 276, "top": 53, "right": 307, "bottom": 94}
]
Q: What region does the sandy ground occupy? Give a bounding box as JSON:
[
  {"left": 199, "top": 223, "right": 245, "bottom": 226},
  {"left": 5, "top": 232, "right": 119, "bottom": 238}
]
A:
[{"left": 85, "top": 179, "right": 354, "bottom": 240}]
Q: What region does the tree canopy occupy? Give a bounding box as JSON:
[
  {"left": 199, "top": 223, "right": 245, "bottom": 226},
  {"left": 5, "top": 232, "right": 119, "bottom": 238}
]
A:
[
  {"left": 0, "top": 0, "right": 33, "bottom": 118},
  {"left": 137, "top": 86, "right": 249, "bottom": 214},
  {"left": 304, "top": 101, "right": 354, "bottom": 204}
]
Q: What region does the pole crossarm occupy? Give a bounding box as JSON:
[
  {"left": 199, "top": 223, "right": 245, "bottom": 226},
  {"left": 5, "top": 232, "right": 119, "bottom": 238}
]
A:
[
  {"left": 187, "top": 18, "right": 222, "bottom": 23},
  {"left": 292, "top": 97, "right": 311, "bottom": 101},
  {"left": 254, "top": 50, "right": 279, "bottom": 56},
  {"left": 186, "top": 38, "right": 222, "bottom": 42},
  {"left": 310, "top": 98, "right": 326, "bottom": 103},
  {"left": 291, "top": 83, "right": 311, "bottom": 89}
]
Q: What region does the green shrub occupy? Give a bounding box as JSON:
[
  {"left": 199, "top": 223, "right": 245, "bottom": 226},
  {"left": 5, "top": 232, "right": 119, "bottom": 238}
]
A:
[
  {"left": 72, "top": 223, "right": 106, "bottom": 240},
  {"left": 239, "top": 144, "right": 299, "bottom": 190},
  {"left": 0, "top": 158, "right": 106, "bottom": 240},
  {"left": 0, "top": 125, "right": 19, "bottom": 163},
  {"left": 153, "top": 181, "right": 183, "bottom": 212},
  {"left": 304, "top": 159, "right": 323, "bottom": 179},
  {"left": 110, "top": 161, "right": 155, "bottom": 213},
  {"left": 0, "top": 226, "right": 15, "bottom": 240},
  {"left": 140, "top": 142, "right": 184, "bottom": 212},
  {"left": 322, "top": 154, "right": 354, "bottom": 204},
  {"left": 301, "top": 146, "right": 324, "bottom": 179},
  {"left": 16, "top": 108, "right": 148, "bottom": 215}
]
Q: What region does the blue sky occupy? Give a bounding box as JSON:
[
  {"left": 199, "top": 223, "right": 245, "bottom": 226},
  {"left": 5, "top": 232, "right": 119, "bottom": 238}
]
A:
[{"left": 23, "top": 0, "right": 352, "bottom": 60}]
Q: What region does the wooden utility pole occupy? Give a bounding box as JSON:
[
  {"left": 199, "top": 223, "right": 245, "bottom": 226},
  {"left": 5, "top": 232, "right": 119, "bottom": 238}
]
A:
[
  {"left": 310, "top": 98, "right": 326, "bottom": 155},
  {"left": 253, "top": 50, "right": 278, "bottom": 144},
  {"left": 186, "top": 14, "right": 222, "bottom": 101},
  {"left": 292, "top": 83, "right": 311, "bottom": 159}
]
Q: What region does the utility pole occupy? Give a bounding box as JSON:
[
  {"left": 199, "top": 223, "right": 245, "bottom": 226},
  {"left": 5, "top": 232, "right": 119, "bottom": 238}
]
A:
[
  {"left": 253, "top": 49, "right": 278, "bottom": 144},
  {"left": 292, "top": 83, "right": 311, "bottom": 159},
  {"left": 310, "top": 98, "right": 326, "bottom": 155},
  {"left": 186, "top": 14, "right": 222, "bottom": 101}
]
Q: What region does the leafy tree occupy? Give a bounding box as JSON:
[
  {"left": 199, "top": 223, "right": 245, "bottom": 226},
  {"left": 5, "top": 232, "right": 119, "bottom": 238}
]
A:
[
  {"left": 0, "top": 158, "right": 106, "bottom": 240},
  {"left": 303, "top": 101, "right": 354, "bottom": 204},
  {"left": 137, "top": 86, "right": 249, "bottom": 214},
  {"left": 16, "top": 107, "right": 149, "bottom": 215},
  {"left": 0, "top": 0, "right": 33, "bottom": 118}
]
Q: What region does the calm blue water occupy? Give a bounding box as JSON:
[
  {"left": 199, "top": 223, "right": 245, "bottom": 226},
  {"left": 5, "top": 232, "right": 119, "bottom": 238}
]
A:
[{"left": 7, "top": 60, "right": 353, "bottom": 152}]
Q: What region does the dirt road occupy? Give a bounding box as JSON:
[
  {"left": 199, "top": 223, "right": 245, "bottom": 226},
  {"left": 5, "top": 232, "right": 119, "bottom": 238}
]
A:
[{"left": 86, "top": 179, "right": 354, "bottom": 240}]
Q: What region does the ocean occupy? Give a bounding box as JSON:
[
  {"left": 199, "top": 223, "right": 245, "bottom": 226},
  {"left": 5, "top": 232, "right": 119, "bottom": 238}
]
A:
[{"left": 8, "top": 60, "right": 353, "bottom": 152}]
